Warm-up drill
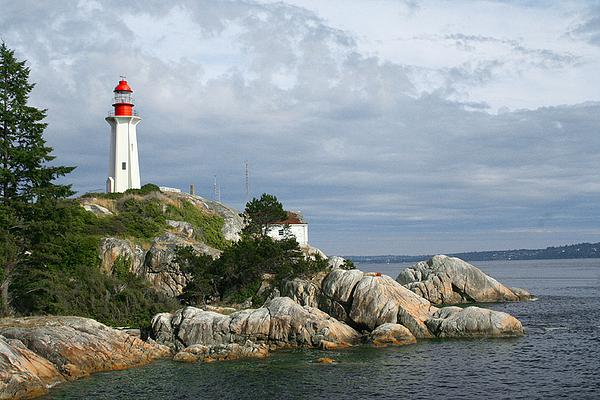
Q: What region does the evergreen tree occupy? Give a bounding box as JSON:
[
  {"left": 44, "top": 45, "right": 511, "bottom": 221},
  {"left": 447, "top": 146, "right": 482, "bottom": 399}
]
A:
[
  {"left": 0, "top": 42, "right": 74, "bottom": 207},
  {"left": 0, "top": 42, "right": 74, "bottom": 315},
  {"left": 242, "top": 193, "right": 287, "bottom": 237}
]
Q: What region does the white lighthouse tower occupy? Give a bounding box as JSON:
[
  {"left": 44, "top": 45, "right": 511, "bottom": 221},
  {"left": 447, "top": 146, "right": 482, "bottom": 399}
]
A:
[{"left": 105, "top": 78, "right": 141, "bottom": 193}]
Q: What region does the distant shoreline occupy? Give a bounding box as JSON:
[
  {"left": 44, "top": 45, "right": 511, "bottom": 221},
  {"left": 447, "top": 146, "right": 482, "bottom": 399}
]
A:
[{"left": 345, "top": 242, "right": 600, "bottom": 263}]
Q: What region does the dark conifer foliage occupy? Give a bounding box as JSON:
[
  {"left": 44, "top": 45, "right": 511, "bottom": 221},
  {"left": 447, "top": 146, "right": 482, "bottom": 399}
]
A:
[
  {"left": 242, "top": 193, "right": 287, "bottom": 237},
  {"left": 0, "top": 42, "right": 74, "bottom": 207},
  {"left": 0, "top": 42, "right": 75, "bottom": 316}
]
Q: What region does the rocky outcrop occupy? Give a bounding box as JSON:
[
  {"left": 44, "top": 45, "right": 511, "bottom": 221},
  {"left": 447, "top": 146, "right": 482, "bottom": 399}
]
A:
[
  {"left": 282, "top": 267, "right": 524, "bottom": 339},
  {"left": 173, "top": 342, "right": 269, "bottom": 363},
  {"left": 367, "top": 323, "right": 416, "bottom": 346},
  {"left": 0, "top": 335, "right": 63, "bottom": 400},
  {"left": 396, "top": 255, "right": 533, "bottom": 304},
  {"left": 99, "top": 237, "right": 145, "bottom": 275},
  {"left": 79, "top": 197, "right": 114, "bottom": 216},
  {"left": 151, "top": 297, "right": 361, "bottom": 354},
  {"left": 327, "top": 256, "right": 347, "bottom": 269},
  {"left": 426, "top": 306, "right": 524, "bottom": 338},
  {"left": 99, "top": 231, "right": 222, "bottom": 298},
  {"left": 0, "top": 316, "right": 171, "bottom": 399},
  {"left": 281, "top": 272, "right": 328, "bottom": 309},
  {"left": 165, "top": 220, "right": 195, "bottom": 238},
  {"left": 143, "top": 232, "right": 221, "bottom": 297},
  {"left": 283, "top": 269, "right": 435, "bottom": 338},
  {"left": 510, "top": 286, "right": 535, "bottom": 300},
  {"left": 81, "top": 203, "right": 113, "bottom": 216},
  {"left": 300, "top": 245, "right": 328, "bottom": 260},
  {"left": 148, "top": 269, "right": 524, "bottom": 368},
  {"left": 93, "top": 191, "right": 239, "bottom": 298},
  {"left": 170, "top": 192, "right": 244, "bottom": 242},
  {"left": 348, "top": 274, "right": 433, "bottom": 337}
]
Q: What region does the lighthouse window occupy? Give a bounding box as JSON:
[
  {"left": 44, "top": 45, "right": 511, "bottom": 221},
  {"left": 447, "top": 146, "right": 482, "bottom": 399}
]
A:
[{"left": 122, "top": 162, "right": 126, "bottom": 170}]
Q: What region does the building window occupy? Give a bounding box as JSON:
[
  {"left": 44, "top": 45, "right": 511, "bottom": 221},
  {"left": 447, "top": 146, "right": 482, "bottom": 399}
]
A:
[
  {"left": 278, "top": 229, "right": 285, "bottom": 236},
  {"left": 122, "top": 162, "right": 126, "bottom": 170}
]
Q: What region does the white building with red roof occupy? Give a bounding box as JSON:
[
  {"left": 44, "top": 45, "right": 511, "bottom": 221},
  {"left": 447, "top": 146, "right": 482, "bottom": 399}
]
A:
[{"left": 266, "top": 211, "right": 308, "bottom": 246}]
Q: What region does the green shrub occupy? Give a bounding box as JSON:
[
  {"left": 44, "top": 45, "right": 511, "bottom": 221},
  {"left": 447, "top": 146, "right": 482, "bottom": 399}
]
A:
[
  {"left": 115, "top": 197, "right": 166, "bottom": 239},
  {"left": 129, "top": 183, "right": 161, "bottom": 196},
  {"left": 6, "top": 185, "right": 236, "bottom": 325},
  {"left": 8, "top": 198, "right": 179, "bottom": 327},
  {"left": 81, "top": 183, "right": 161, "bottom": 200},
  {"left": 342, "top": 259, "right": 356, "bottom": 270},
  {"left": 177, "top": 235, "right": 328, "bottom": 307},
  {"left": 11, "top": 264, "right": 178, "bottom": 327},
  {"left": 81, "top": 185, "right": 228, "bottom": 249},
  {"left": 175, "top": 246, "right": 219, "bottom": 306},
  {"left": 166, "top": 201, "right": 228, "bottom": 250},
  {"left": 112, "top": 255, "right": 132, "bottom": 280},
  {"left": 226, "top": 280, "right": 261, "bottom": 304}
]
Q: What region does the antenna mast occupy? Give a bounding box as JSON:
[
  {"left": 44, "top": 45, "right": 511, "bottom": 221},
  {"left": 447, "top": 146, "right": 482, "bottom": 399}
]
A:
[
  {"left": 245, "top": 160, "right": 250, "bottom": 200},
  {"left": 213, "top": 175, "right": 221, "bottom": 202}
]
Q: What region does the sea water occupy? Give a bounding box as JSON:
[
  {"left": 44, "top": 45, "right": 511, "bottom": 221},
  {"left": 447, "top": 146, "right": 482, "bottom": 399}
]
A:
[{"left": 43, "top": 258, "right": 600, "bottom": 399}]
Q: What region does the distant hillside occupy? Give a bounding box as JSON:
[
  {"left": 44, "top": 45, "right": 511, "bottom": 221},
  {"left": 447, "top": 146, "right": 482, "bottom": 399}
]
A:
[{"left": 347, "top": 242, "right": 600, "bottom": 264}]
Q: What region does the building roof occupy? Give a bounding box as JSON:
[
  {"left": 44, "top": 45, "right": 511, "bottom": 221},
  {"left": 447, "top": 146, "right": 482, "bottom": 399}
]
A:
[{"left": 274, "top": 211, "right": 306, "bottom": 225}]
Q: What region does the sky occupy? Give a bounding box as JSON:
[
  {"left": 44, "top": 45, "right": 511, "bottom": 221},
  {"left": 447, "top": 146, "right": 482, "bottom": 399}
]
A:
[{"left": 1, "top": 0, "right": 599, "bottom": 255}]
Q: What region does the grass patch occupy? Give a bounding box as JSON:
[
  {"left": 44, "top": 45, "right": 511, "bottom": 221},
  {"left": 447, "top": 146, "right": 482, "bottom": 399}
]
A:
[
  {"left": 165, "top": 201, "right": 228, "bottom": 250},
  {"left": 80, "top": 184, "right": 228, "bottom": 249},
  {"left": 81, "top": 183, "right": 161, "bottom": 200}
]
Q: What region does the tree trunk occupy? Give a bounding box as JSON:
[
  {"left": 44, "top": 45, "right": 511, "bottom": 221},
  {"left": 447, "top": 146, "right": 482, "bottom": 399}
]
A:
[{"left": 0, "top": 262, "right": 14, "bottom": 317}]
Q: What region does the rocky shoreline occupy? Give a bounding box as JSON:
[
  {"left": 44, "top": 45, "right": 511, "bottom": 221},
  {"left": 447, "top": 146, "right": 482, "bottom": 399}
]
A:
[
  {"left": 151, "top": 264, "right": 525, "bottom": 363},
  {"left": 0, "top": 317, "right": 171, "bottom": 400},
  {"left": 396, "top": 255, "right": 534, "bottom": 304},
  {"left": 0, "top": 256, "right": 531, "bottom": 399}
]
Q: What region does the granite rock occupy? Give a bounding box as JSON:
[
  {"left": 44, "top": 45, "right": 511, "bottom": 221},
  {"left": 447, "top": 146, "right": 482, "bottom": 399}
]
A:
[
  {"left": 348, "top": 274, "right": 434, "bottom": 338},
  {"left": 0, "top": 316, "right": 171, "bottom": 399},
  {"left": 426, "top": 306, "right": 524, "bottom": 338},
  {"left": 396, "top": 255, "right": 528, "bottom": 304},
  {"left": 283, "top": 269, "right": 435, "bottom": 338},
  {"left": 142, "top": 232, "right": 221, "bottom": 297},
  {"left": 151, "top": 297, "right": 361, "bottom": 352},
  {"left": 367, "top": 323, "right": 416, "bottom": 346},
  {"left": 99, "top": 237, "right": 145, "bottom": 276},
  {"left": 0, "top": 335, "right": 63, "bottom": 400}
]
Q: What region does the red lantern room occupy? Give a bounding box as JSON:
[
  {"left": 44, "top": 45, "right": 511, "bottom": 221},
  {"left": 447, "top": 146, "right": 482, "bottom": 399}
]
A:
[{"left": 112, "top": 77, "right": 135, "bottom": 116}]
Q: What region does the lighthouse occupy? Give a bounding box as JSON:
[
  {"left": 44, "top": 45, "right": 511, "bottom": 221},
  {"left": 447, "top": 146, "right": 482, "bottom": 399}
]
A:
[{"left": 105, "top": 77, "right": 141, "bottom": 193}]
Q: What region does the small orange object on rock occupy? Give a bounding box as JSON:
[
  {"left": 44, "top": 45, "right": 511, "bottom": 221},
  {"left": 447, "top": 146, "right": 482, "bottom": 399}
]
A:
[{"left": 317, "top": 357, "right": 336, "bottom": 364}]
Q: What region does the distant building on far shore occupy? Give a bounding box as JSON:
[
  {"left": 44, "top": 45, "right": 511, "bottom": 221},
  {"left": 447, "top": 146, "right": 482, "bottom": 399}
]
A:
[{"left": 266, "top": 211, "right": 308, "bottom": 246}]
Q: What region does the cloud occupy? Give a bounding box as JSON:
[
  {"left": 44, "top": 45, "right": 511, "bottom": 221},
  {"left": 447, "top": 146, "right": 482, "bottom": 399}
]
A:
[
  {"left": 403, "top": 32, "right": 580, "bottom": 103},
  {"left": 443, "top": 33, "right": 577, "bottom": 68},
  {"left": 570, "top": 5, "right": 600, "bottom": 46},
  {"left": 1, "top": 0, "right": 599, "bottom": 255}
]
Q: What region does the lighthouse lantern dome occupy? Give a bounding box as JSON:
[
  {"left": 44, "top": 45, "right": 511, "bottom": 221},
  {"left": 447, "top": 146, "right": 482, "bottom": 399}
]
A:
[
  {"left": 112, "top": 77, "right": 135, "bottom": 116},
  {"left": 114, "top": 79, "right": 133, "bottom": 93}
]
